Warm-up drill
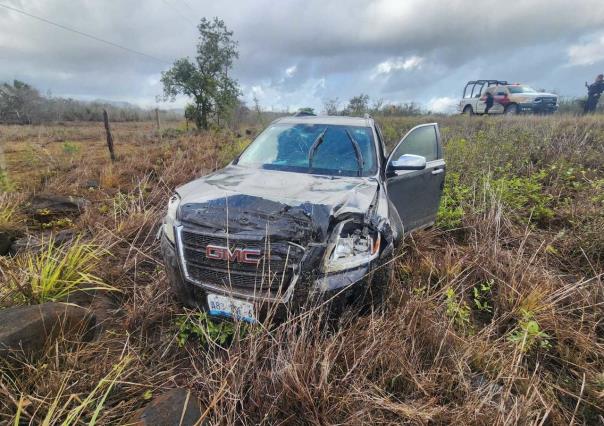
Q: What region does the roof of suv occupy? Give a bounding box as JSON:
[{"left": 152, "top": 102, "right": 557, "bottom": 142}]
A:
[{"left": 275, "top": 115, "right": 373, "bottom": 127}]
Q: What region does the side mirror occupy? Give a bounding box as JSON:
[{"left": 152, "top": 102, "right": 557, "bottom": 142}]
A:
[{"left": 389, "top": 154, "right": 426, "bottom": 171}]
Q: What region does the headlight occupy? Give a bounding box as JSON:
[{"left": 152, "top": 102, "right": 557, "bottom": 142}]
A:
[
  {"left": 324, "top": 220, "right": 380, "bottom": 273},
  {"left": 164, "top": 194, "right": 180, "bottom": 243}
]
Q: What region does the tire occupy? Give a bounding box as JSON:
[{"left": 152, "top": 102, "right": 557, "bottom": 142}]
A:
[
  {"left": 463, "top": 105, "right": 473, "bottom": 115},
  {"left": 504, "top": 104, "right": 519, "bottom": 115}
]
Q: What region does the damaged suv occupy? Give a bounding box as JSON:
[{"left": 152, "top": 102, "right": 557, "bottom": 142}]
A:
[{"left": 161, "top": 115, "right": 445, "bottom": 322}]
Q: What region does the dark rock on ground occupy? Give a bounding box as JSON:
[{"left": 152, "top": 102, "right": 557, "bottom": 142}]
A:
[
  {"left": 128, "top": 388, "right": 206, "bottom": 426},
  {"left": 8, "top": 235, "right": 43, "bottom": 256},
  {"left": 28, "top": 194, "right": 90, "bottom": 222},
  {"left": 58, "top": 290, "right": 118, "bottom": 337},
  {"left": 0, "top": 228, "right": 20, "bottom": 256},
  {"left": 0, "top": 302, "right": 96, "bottom": 356},
  {"left": 9, "top": 230, "right": 77, "bottom": 256},
  {"left": 53, "top": 229, "right": 76, "bottom": 245},
  {"left": 83, "top": 179, "right": 100, "bottom": 189}
]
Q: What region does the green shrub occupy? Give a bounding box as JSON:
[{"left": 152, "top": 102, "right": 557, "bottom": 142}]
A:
[
  {"left": 176, "top": 311, "right": 248, "bottom": 347},
  {"left": 62, "top": 141, "right": 80, "bottom": 156},
  {"left": 436, "top": 172, "right": 472, "bottom": 230},
  {"left": 507, "top": 309, "right": 551, "bottom": 353},
  {"left": 491, "top": 170, "right": 554, "bottom": 224}
]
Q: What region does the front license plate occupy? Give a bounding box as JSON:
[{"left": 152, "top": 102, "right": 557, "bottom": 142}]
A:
[{"left": 207, "top": 293, "right": 256, "bottom": 323}]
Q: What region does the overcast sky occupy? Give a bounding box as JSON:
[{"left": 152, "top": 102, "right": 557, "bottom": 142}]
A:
[{"left": 2, "top": 0, "right": 604, "bottom": 113}]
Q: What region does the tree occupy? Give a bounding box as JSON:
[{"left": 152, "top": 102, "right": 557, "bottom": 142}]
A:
[
  {"left": 0, "top": 80, "right": 43, "bottom": 124},
  {"left": 161, "top": 17, "right": 240, "bottom": 130},
  {"left": 345, "top": 94, "right": 370, "bottom": 116},
  {"left": 297, "top": 107, "right": 315, "bottom": 115},
  {"left": 322, "top": 98, "right": 340, "bottom": 115}
]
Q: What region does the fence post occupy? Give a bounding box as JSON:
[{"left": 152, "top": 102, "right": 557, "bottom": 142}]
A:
[
  {"left": 103, "top": 109, "right": 116, "bottom": 162},
  {"left": 155, "top": 108, "right": 161, "bottom": 141}
]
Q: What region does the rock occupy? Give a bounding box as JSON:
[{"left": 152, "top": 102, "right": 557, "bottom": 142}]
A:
[
  {"left": 83, "top": 179, "right": 100, "bottom": 189},
  {"left": 9, "top": 235, "right": 42, "bottom": 256},
  {"left": 0, "top": 228, "right": 20, "bottom": 256},
  {"left": 0, "top": 302, "right": 95, "bottom": 356},
  {"left": 53, "top": 229, "right": 76, "bottom": 246},
  {"left": 58, "top": 290, "right": 117, "bottom": 336},
  {"left": 28, "top": 194, "right": 90, "bottom": 222},
  {"left": 128, "top": 388, "right": 206, "bottom": 426}
]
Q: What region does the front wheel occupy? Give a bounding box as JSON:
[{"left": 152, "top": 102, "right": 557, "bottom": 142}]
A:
[
  {"left": 463, "top": 105, "right": 473, "bottom": 115},
  {"left": 504, "top": 104, "right": 519, "bottom": 115}
]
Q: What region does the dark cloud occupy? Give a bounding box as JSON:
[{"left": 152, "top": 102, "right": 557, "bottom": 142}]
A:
[{"left": 1, "top": 0, "right": 604, "bottom": 111}]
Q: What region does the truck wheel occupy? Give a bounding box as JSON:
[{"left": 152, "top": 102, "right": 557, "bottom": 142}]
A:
[
  {"left": 463, "top": 105, "right": 473, "bottom": 115},
  {"left": 504, "top": 104, "right": 519, "bottom": 115}
]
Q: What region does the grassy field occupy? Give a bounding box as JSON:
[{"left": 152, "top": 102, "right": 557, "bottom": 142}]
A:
[{"left": 0, "top": 115, "right": 603, "bottom": 424}]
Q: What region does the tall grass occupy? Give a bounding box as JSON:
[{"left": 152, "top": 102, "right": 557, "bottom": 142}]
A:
[
  {"left": 5, "top": 237, "right": 116, "bottom": 304},
  {"left": 0, "top": 118, "right": 602, "bottom": 424}
]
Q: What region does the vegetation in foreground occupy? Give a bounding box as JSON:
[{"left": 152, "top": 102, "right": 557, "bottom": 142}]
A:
[{"left": 0, "top": 115, "right": 603, "bottom": 424}]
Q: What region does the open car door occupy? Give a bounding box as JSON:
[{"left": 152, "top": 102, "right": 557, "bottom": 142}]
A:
[{"left": 385, "top": 123, "right": 445, "bottom": 233}]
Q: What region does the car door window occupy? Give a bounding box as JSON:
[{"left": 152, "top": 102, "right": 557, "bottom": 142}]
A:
[
  {"left": 472, "top": 83, "right": 484, "bottom": 98},
  {"left": 389, "top": 125, "right": 438, "bottom": 163},
  {"left": 463, "top": 84, "right": 475, "bottom": 98}
]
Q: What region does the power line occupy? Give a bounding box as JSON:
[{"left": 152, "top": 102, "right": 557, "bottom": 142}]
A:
[
  {"left": 178, "top": 0, "right": 197, "bottom": 16},
  {"left": 0, "top": 2, "right": 171, "bottom": 64},
  {"left": 161, "top": 0, "right": 197, "bottom": 28}
]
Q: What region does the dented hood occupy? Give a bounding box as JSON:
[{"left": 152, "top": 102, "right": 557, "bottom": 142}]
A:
[{"left": 176, "top": 165, "right": 378, "bottom": 243}]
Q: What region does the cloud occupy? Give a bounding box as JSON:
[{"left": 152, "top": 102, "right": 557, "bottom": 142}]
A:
[
  {"left": 285, "top": 65, "right": 297, "bottom": 77},
  {"left": 568, "top": 34, "right": 604, "bottom": 66},
  {"left": 1, "top": 0, "right": 604, "bottom": 110},
  {"left": 371, "top": 56, "right": 423, "bottom": 78},
  {"left": 426, "top": 97, "right": 458, "bottom": 114}
]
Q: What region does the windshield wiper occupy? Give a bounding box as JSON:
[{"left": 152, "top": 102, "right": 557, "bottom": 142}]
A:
[
  {"left": 308, "top": 127, "right": 328, "bottom": 170},
  {"left": 345, "top": 129, "right": 364, "bottom": 176}
]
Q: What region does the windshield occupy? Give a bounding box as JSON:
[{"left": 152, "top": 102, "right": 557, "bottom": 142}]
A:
[
  {"left": 508, "top": 85, "right": 537, "bottom": 94},
  {"left": 236, "top": 123, "right": 377, "bottom": 177}
]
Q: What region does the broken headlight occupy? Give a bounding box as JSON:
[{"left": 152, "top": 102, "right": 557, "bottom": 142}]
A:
[
  {"left": 164, "top": 194, "right": 180, "bottom": 243},
  {"left": 324, "top": 220, "right": 380, "bottom": 273}
]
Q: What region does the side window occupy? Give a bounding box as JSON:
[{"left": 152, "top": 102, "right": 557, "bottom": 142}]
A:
[
  {"left": 463, "top": 84, "right": 475, "bottom": 98},
  {"left": 495, "top": 87, "right": 508, "bottom": 96},
  {"left": 472, "top": 83, "right": 484, "bottom": 98},
  {"left": 390, "top": 125, "right": 438, "bottom": 163}
]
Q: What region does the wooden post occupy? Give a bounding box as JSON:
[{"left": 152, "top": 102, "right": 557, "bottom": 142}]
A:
[
  {"left": 103, "top": 109, "right": 116, "bottom": 162},
  {"left": 155, "top": 108, "right": 161, "bottom": 141}
]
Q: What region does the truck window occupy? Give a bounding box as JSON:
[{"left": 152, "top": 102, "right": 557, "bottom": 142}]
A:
[
  {"left": 472, "top": 83, "right": 484, "bottom": 98},
  {"left": 463, "top": 83, "right": 475, "bottom": 98}
]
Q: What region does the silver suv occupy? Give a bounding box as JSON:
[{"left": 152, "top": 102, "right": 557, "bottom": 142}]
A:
[{"left": 160, "top": 114, "right": 445, "bottom": 322}]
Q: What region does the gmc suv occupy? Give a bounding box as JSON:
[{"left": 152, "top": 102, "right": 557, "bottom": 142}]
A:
[
  {"left": 160, "top": 115, "right": 445, "bottom": 322},
  {"left": 459, "top": 80, "right": 558, "bottom": 115}
]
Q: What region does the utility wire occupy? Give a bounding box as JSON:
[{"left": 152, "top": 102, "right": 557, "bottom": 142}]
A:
[
  {"left": 0, "top": 2, "right": 171, "bottom": 64},
  {"left": 178, "top": 0, "right": 197, "bottom": 15},
  {"left": 161, "top": 0, "right": 197, "bottom": 28}
]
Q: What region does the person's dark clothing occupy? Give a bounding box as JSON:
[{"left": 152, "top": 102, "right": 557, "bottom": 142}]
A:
[
  {"left": 584, "top": 80, "right": 604, "bottom": 113},
  {"left": 485, "top": 92, "right": 494, "bottom": 114}
]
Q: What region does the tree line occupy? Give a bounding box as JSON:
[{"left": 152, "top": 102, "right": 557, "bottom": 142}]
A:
[{"left": 0, "top": 80, "right": 180, "bottom": 124}]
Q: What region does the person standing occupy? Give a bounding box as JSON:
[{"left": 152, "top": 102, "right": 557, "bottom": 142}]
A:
[
  {"left": 484, "top": 90, "right": 495, "bottom": 114},
  {"left": 584, "top": 74, "right": 604, "bottom": 114}
]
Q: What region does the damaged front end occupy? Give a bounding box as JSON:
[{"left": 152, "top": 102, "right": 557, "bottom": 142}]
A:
[{"left": 160, "top": 167, "right": 396, "bottom": 322}]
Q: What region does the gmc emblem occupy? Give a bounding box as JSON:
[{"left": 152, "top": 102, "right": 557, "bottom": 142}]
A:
[{"left": 205, "top": 244, "right": 261, "bottom": 265}]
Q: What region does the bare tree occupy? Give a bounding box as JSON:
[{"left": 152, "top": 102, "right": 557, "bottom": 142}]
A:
[{"left": 322, "top": 97, "right": 340, "bottom": 115}]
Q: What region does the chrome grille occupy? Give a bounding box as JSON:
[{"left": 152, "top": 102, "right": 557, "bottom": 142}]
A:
[{"left": 179, "top": 229, "right": 304, "bottom": 295}]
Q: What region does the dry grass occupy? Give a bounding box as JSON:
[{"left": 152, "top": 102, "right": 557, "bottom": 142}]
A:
[{"left": 0, "top": 115, "right": 603, "bottom": 424}]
